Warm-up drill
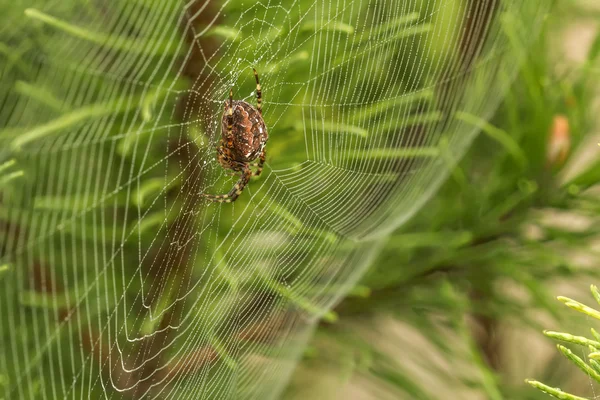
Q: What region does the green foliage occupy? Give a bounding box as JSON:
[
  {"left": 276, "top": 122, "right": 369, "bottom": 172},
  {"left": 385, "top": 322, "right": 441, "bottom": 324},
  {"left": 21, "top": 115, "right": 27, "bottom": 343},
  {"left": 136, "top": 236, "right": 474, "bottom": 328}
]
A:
[
  {"left": 0, "top": 0, "right": 594, "bottom": 399},
  {"left": 527, "top": 285, "right": 600, "bottom": 400},
  {"left": 285, "top": 3, "right": 600, "bottom": 398},
  {"left": 1, "top": 0, "right": 482, "bottom": 397}
]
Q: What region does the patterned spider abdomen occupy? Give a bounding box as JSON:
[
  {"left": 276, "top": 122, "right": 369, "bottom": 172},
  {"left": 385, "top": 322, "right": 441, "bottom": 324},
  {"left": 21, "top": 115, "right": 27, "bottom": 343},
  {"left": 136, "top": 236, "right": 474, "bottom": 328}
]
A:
[{"left": 218, "top": 100, "right": 268, "bottom": 171}]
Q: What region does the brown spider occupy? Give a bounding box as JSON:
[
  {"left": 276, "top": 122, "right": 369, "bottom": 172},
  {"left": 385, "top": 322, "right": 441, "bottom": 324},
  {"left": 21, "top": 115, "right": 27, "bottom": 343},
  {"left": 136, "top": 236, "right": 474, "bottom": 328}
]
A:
[{"left": 202, "top": 68, "right": 268, "bottom": 203}]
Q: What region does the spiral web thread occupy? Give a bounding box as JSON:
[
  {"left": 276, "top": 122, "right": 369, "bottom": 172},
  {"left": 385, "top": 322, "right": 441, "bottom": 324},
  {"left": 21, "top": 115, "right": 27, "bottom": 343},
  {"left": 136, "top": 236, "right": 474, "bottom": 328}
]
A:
[{"left": 0, "top": 0, "right": 550, "bottom": 398}]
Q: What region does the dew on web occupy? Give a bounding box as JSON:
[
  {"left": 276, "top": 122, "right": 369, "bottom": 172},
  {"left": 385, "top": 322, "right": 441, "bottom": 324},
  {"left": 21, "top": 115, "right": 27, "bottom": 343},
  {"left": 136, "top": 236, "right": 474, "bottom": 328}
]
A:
[{"left": 0, "top": 0, "right": 552, "bottom": 399}]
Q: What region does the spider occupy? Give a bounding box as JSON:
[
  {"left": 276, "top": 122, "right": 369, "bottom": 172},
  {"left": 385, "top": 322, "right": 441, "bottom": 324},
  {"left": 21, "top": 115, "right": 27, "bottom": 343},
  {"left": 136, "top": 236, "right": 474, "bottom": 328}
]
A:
[{"left": 202, "top": 68, "right": 268, "bottom": 203}]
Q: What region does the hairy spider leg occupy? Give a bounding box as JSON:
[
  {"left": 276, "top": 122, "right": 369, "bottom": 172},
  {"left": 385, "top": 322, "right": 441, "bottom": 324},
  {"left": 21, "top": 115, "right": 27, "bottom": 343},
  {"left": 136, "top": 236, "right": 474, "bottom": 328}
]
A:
[
  {"left": 253, "top": 68, "right": 262, "bottom": 114},
  {"left": 203, "top": 166, "right": 252, "bottom": 203},
  {"left": 222, "top": 88, "right": 234, "bottom": 150},
  {"left": 226, "top": 88, "right": 234, "bottom": 146},
  {"left": 251, "top": 150, "right": 266, "bottom": 176}
]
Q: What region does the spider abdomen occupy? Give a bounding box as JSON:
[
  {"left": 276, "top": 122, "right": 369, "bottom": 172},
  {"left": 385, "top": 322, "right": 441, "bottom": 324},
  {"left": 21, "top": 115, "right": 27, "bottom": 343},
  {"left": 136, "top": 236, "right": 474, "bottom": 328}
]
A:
[{"left": 220, "top": 100, "right": 268, "bottom": 165}]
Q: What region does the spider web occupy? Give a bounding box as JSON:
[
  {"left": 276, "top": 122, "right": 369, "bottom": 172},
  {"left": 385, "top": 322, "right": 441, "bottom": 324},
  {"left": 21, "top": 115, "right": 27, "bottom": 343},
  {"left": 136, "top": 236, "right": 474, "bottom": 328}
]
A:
[{"left": 0, "top": 0, "right": 550, "bottom": 399}]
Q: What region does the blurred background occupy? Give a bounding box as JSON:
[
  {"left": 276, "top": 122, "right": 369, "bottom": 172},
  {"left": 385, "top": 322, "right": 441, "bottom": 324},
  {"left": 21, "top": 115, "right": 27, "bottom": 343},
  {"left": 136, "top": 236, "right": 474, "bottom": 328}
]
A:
[
  {"left": 1, "top": 0, "right": 599, "bottom": 399},
  {"left": 286, "top": 1, "right": 600, "bottom": 399}
]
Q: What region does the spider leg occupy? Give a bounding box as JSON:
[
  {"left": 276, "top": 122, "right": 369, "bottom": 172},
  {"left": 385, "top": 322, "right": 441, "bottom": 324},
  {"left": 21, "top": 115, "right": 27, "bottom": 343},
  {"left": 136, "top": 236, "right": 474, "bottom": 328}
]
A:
[
  {"left": 253, "top": 68, "right": 262, "bottom": 115},
  {"left": 202, "top": 165, "right": 252, "bottom": 203},
  {"left": 251, "top": 149, "right": 266, "bottom": 176},
  {"left": 226, "top": 88, "right": 234, "bottom": 145}
]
